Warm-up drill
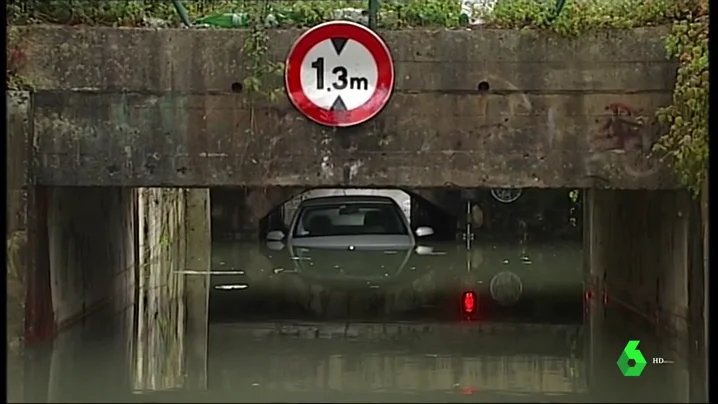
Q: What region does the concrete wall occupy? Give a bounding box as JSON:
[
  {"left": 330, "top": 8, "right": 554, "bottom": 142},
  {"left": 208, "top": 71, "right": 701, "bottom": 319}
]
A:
[
  {"left": 699, "top": 178, "right": 708, "bottom": 400},
  {"left": 211, "top": 187, "right": 302, "bottom": 240},
  {"left": 584, "top": 189, "right": 708, "bottom": 401},
  {"left": 5, "top": 181, "right": 211, "bottom": 396},
  {"left": 46, "top": 187, "right": 137, "bottom": 330},
  {"left": 6, "top": 91, "right": 34, "bottom": 402},
  {"left": 584, "top": 189, "right": 703, "bottom": 353},
  {"left": 134, "top": 188, "right": 211, "bottom": 391},
  {"left": 586, "top": 292, "right": 691, "bottom": 402},
  {"left": 40, "top": 184, "right": 211, "bottom": 399},
  {"left": 16, "top": 25, "right": 677, "bottom": 189},
  {"left": 47, "top": 304, "right": 136, "bottom": 402},
  {"left": 7, "top": 88, "right": 213, "bottom": 395}
]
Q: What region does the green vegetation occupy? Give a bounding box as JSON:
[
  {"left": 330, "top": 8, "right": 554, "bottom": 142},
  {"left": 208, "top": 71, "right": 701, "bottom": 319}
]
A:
[
  {"left": 6, "top": 0, "right": 709, "bottom": 194},
  {"left": 6, "top": 27, "right": 33, "bottom": 90},
  {"left": 2, "top": 0, "right": 704, "bottom": 31},
  {"left": 654, "top": 6, "right": 708, "bottom": 197}
]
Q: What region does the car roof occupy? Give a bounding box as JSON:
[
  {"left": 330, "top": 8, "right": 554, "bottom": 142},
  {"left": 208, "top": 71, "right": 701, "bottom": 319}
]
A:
[{"left": 298, "top": 195, "right": 398, "bottom": 207}]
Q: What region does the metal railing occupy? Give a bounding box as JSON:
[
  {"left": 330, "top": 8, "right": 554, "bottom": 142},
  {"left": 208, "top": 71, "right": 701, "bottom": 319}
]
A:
[{"left": 10, "top": 0, "right": 569, "bottom": 30}]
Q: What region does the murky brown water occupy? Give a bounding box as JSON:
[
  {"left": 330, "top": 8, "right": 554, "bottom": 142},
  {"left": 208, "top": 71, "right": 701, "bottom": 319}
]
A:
[{"left": 16, "top": 241, "right": 706, "bottom": 403}]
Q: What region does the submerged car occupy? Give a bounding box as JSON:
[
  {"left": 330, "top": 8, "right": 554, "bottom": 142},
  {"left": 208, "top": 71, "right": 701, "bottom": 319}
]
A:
[
  {"left": 265, "top": 195, "right": 435, "bottom": 287},
  {"left": 211, "top": 194, "right": 583, "bottom": 323},
  {"left": 267, "top": 195, "right": 434, "bottom": 248}
]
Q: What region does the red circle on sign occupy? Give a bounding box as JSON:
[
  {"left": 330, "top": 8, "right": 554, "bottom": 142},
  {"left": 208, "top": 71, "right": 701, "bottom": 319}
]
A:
[{"left": 285, "top": 21, "right": 395, "bottom": 127}]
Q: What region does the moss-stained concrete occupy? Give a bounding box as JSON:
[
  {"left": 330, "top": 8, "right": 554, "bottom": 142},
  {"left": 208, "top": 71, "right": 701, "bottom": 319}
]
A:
[
  {"left": 6, "top": 91, "right": 33, "bottom": 402},
  {"left": 17, "top": 25, "right": 677, "bottom": 189},
  {"left": 135, "top": 188, "right": 186, "bottom": 391},
  {"left": 134, "top": 188, "right": 211, "bottom": 391}
]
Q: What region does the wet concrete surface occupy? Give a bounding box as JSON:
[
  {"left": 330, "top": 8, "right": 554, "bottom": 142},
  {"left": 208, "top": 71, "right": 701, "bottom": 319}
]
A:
[{"left": 16, "top": 241, "right": 706, "bottom": 403}]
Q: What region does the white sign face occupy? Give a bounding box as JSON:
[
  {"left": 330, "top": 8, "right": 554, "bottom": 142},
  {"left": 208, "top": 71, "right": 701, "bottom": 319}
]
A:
[
  {"left": 285, "top": 20, "right": 394, "bottom": 127},
  {"left": 299, "top": 38, "right": 378, "bottom": 111}
]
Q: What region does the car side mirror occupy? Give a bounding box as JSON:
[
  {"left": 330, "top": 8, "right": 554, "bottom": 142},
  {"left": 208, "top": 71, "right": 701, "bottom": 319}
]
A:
[
  {"left": 266, "top": 230, "right": 285, "bottom": 241},
  {"left": 415, "top": 226, "right": 434, "bottom": 238}
]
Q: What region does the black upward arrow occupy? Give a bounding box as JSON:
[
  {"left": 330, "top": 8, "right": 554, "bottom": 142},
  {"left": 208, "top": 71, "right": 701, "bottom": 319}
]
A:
[
  {"left": 330, "top": 37, "right": 349, "bottom": 55},
  {"left": 330, "top": 96, "right": 348, "bottom": 112}
]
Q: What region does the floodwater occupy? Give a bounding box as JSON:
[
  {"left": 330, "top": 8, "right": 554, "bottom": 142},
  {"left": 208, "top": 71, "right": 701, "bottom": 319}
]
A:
[{"left": 15, "top": 241, "right": 706, "bottom": 403}]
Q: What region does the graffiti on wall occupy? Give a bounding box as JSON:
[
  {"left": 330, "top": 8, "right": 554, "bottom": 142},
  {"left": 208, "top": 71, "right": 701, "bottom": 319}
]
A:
[
  {"left": 593, "top": 102, "right": 655, "bottom": 152},
  {"left": 590, "top": 102, "right": 661, "bottom": 178}
]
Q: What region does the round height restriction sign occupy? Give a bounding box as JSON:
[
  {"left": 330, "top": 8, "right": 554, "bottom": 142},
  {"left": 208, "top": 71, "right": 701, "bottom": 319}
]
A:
[{"left": 285, "top": 21, "right": 395, "bottom": 127}]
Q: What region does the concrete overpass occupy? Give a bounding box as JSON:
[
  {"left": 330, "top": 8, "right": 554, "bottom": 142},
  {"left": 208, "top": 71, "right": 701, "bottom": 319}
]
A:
[
  {"left": 6, "top": 24, "right": 706, "bottom": 401},
  {"left": 14, "top": 25, "right": 676, "bottom": 189}
]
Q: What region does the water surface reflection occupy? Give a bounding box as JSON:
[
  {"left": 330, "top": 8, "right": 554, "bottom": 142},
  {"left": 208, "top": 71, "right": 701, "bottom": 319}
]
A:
[
  {"left": 17, "top": 240, "right": 703, "bottom": 403},
  {"left": 210, "top": 241, "right": 584, "bottom": 324}
]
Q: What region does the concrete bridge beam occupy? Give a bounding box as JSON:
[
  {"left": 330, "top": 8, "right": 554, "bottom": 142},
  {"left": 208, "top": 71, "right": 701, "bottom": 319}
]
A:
[{"left": 15, "top": 25, "right": 678, "bottom": 189}]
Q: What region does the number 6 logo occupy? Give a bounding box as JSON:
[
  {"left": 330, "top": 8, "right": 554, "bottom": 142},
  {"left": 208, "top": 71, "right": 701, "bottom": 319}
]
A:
[{"left": 617, "top": 340, "right": 647, "bottom": 376}]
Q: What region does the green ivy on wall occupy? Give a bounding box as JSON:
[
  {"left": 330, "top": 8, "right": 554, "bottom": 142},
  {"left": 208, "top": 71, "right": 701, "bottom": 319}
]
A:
[{"left": 655, "top": 3, "right": 708, "bottom": 197}]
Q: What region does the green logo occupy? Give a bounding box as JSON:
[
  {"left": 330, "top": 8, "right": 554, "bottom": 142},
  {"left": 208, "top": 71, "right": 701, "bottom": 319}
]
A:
[{"left": 617, "top": 340, "right": 647, "bottom": 376}]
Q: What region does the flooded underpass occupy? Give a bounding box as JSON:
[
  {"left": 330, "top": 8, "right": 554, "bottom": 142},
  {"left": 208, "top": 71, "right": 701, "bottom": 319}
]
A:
[
  {"left": 14, "top": 188, "right": 707, "bottom": 403},
  {"left": 8, "top": 13, "right": 710, "bottom": 403}
]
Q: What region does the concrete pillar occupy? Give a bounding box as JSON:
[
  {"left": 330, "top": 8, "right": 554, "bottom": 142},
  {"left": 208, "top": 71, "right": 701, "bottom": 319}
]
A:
[
  {"left": 703, "top": 178, "right": 709, "bottom": 398},
  {"left": 697, "top": 177, "right": 709, "bottom": 402},
  {"left": 133, "top": 188, "right": 211, "bottom": 391},
  {"left": 134, "top": 188, "right": 186, "bottom": 391},
  {"left": 6, "top": 90, "right": 36, "bottom": 402},
  {"left": 588, "top": 294, "right": 697, "bottom": 401},
  {"left": 184, "top": 189, "right": 211, "bottom": 389}
]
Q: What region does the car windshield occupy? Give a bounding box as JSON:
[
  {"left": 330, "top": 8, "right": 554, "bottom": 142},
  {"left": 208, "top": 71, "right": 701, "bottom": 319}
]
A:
[{"left": 293, "top": 202, "right": 408, "bottom": 237}]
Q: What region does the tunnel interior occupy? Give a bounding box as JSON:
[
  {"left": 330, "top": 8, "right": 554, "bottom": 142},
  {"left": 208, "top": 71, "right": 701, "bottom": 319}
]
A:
[
  {"left": 210, "top": 187, "right": 582, "bottom": 242},
  {"left": 204, "top": 186, "right": 591, "bottom": 397},
  {"left": 13, "top": 186, "right": 706, "bottom": 402},
  {"left": 208, "top": 186, "right": 585, "bottom": 326}
]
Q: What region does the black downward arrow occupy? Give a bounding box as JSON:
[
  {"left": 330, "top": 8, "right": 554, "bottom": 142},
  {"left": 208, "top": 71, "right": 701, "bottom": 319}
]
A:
[
  {"left": 330, "top": 37, "right": 349, "bottom": 55},
  {"left": 330, "top": 96, "right": 348, "bottom": 112}
]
